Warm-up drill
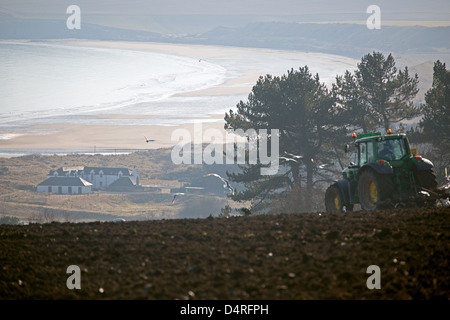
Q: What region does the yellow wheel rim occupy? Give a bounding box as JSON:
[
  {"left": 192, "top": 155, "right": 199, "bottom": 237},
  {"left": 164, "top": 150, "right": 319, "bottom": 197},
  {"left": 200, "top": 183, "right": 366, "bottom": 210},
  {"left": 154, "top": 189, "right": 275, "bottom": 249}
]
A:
[
  {"left": 365, "top": 180, "right": 378, "bottom": 206},
  {"left": 333, "top": 194, "right": 340, "bottom": 210}
]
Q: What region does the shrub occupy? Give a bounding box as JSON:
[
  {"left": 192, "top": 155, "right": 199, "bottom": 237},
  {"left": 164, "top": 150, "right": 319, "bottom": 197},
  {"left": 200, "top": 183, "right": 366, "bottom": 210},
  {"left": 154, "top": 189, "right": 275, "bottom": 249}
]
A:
[{"left": 0, "top": 215, "right": 20, "bottom": 225}]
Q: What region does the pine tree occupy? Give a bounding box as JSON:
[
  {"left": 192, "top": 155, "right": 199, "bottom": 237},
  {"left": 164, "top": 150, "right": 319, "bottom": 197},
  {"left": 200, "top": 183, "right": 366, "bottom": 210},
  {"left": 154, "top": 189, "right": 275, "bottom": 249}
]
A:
[
  {"left": 333, "top": 51, "right": 420, "bottom": 132},
  {"left": 420, "top": 60, "right": 450, "bottom": 156},
  {"left": 224, "top": 67, "right": 338, "bottom": 212}
]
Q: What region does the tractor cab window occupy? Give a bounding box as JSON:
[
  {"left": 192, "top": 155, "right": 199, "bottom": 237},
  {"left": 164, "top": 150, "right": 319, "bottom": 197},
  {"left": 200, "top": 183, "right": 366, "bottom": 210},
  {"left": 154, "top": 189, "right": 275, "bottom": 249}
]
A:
[
  {"left": 359, "top": 143, "right": 367, "bottom": 165},
  {"left": 358, "top": 141, "right": 374, "bottom": 165},
  {"left": 367, "top": 141, "right": 374, "bottom": 162},
  {"left": 377, "top": 138, "right": 406, "bottom": 161}
]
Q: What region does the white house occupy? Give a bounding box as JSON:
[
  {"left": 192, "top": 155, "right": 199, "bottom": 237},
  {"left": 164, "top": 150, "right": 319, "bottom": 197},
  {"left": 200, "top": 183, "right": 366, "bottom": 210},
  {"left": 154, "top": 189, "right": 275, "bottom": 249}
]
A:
[
  {"left": 37, "top": 177, "right": 93, "bottom": 194},
  {"left": 83, "top": 166, "right": 139, "bottom": 190},
  {"left": 47, "top": 166, "right": 140, "bottom": 190}
]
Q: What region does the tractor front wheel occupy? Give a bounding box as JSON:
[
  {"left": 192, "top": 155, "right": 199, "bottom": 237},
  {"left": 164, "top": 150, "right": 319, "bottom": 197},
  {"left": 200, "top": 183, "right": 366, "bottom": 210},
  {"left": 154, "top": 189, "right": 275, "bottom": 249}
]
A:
[{"left": 358, "top": 170, "right": 393, "bottom": 210}]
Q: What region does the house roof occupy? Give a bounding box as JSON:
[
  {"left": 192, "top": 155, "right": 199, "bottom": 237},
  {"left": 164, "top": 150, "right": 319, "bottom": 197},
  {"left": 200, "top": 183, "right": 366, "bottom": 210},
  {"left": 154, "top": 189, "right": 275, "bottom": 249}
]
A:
[
  {"left": 108, "top": 177, "right": 135, "bottom": 188},
  {"left": 49, "top": 167, "right": 84, "bottom": 177},
  {"left": 84, "top": 167, "right": 131, "bottom": 176},
  {"left": 38, "top": 177, "right": 93, "bottom": 187},
  {"left": 49, "top": 166, "right": 133, "bottom": 177}
]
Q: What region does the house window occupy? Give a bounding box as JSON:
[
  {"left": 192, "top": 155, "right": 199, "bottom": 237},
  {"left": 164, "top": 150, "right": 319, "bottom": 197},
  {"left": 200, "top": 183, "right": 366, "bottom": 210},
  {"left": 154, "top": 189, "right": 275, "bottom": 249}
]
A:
[
  {"left": 48, "top": 186, "right": 52, "bottom": 193},
  {"left": 68, "top": 187, "right": 72, "bottom": 194},
  {"left": 100, "top": 172, "right": 103, "bottom": 178},
  {"left": 58, "top": 186, "right": 62, "bottom": 194},
  {"left": 78, "top": 187, "right": 82, "bottom": 194}
]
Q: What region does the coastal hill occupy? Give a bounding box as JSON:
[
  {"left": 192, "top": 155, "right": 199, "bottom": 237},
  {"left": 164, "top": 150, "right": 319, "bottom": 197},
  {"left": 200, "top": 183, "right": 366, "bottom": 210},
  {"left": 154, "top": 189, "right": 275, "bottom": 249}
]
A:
[{"left": 1, "top": 13, "right": 449, "bottom": 58}]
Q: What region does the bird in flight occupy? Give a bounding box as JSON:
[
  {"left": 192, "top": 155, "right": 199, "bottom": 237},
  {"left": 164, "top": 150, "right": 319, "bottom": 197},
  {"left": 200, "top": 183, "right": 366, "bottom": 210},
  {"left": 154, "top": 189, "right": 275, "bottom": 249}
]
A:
[
  {"left": 144, "top": 136, "right": 155, "bottom": 143},
  {"left": 171, "top": 193, "right": 185, "bottom": 204},
  {"left": 279, "top": 152, "right": 303, "bottom": 163},
  {"left": 441, "top": 168, "right": 450, "bottom": 190},
  {"left": 311, "top": 158, "right": 331, "bottom": 169},
  {"left": 279, "top": 156, "right": 299, "bottom": 163},
  {"left": 284, "top": 152, "right": 304, "bottom": 160},
  {"left": 204, "top": 173, "right": 234, "bottom": 195}
]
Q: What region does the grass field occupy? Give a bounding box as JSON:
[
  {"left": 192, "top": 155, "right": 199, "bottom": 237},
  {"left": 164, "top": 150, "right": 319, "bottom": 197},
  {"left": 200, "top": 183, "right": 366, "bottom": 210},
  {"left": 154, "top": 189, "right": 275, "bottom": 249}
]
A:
[{"left": 0, "top": 149, "right": 235, "bottom": 223}]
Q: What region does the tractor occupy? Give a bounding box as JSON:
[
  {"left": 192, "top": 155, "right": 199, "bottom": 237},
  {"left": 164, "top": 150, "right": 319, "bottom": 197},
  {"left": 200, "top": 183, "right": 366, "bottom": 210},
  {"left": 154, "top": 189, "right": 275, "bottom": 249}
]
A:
[{"left": 325, "top": 130, "right": 446, "bottom": 212}]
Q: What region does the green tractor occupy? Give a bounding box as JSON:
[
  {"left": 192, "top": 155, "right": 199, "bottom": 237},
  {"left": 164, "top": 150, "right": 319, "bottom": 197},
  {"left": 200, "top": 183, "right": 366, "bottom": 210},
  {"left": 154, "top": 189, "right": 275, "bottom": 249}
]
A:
[{"left": 325, "top": 130, "right": 439, "bottom": 211}]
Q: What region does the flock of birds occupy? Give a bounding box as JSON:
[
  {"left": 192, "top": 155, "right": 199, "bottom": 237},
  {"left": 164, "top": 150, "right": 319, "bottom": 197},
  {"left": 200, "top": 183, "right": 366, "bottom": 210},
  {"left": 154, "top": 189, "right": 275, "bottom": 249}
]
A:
[
  {"left": 142, "top": 137, "right": 450, "bottom": 207},
  {"left": 279, "top": 152, "right": 331, "bottom": 169},
  {"left": 142, "top": 133, "right": 340, "bottom": 205},
  {"left": 169, "top": 151, "right": 333, "bottom": 204}
]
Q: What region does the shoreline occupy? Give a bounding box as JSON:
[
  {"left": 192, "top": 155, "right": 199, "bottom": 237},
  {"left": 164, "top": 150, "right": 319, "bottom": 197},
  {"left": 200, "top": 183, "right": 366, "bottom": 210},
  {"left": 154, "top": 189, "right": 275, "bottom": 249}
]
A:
[{"left": 0, "top": 117, "right": 228, "bottom": 155}]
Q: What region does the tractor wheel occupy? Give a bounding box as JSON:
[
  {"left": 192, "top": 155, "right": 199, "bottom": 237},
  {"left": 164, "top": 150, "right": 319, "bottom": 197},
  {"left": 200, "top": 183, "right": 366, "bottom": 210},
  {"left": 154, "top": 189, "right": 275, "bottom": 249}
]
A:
[
  {"left": 416, "top": 169, "right": 438, "bottom": 191},
  {"left": 325, "top": 184, "right": 352, "bottom": 212},
  {"left": 357, "top": 170, "right": 393, "bottom": 210}
]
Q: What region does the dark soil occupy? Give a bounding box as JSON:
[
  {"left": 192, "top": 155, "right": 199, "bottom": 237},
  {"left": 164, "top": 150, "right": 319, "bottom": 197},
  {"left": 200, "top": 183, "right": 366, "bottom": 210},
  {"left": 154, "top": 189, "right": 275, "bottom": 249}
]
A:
[{"left": 1, "top": 206, "right": 449, "bottom": 300}]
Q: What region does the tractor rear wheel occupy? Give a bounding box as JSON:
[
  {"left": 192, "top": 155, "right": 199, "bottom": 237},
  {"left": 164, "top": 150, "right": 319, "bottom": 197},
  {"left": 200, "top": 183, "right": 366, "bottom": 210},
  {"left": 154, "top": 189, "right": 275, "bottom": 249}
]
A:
[
  {"left": 358, "top": 170, "right": 393, "bottom": 210},
  {"left": 325, "top": 184, "right": 353, "bottom": 212},
  {"left": 416, "top": 169, "right": 438, "bottom": 191}
]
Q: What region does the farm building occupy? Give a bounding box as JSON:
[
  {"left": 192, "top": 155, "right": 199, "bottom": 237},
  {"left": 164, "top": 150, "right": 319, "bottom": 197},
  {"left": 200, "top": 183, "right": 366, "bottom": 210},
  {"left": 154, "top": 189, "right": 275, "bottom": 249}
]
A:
[
  {"left": 36, "top": 177, "right": 93, "bottom": 194},
  {"left": 47, "top": 166, "right": 140, "bottom": 190}
]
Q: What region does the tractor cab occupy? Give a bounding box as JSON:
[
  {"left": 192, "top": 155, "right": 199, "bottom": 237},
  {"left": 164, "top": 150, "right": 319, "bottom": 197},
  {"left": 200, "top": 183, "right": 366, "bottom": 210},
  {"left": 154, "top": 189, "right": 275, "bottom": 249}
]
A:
[
  {"left": 344, "top": 130, "right": 413, "bottom": 173},
  {"left": 325, "top": 130, "right": 437, "bottom": 212}
]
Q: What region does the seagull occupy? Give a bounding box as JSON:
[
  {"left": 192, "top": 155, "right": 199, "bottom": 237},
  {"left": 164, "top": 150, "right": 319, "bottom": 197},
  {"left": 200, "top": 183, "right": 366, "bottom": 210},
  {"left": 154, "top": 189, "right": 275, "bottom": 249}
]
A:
[
  {"left": 144, "top": 136, "right": 155, "bottom": 143},
  {"left": 171, "top": 193, "right": 185, "bottom": 204},
  {"left": 443, "top": 198, "right": 450, "bottom": 206},
  {"left": 440, "top": 168, "right": 450, "bottom": 190},
  {"left": 279, "top": 156, "right": 298, "bottom": 163},
  {"left": 311, "top": 158, "right": 331, "bottom": 169},
  {"left": 284, "top": 152, "right": 303, "bottom": 160},
  {"left": 205, "top": 173, "right": 234, "bottom": 195}
]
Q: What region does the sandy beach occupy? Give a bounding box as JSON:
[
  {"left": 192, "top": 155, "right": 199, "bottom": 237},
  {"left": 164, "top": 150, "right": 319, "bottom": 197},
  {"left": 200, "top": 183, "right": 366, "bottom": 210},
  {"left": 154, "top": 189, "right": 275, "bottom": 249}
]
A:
[{"left": 0, "top": 118, "right": 229, "bottom": 152}]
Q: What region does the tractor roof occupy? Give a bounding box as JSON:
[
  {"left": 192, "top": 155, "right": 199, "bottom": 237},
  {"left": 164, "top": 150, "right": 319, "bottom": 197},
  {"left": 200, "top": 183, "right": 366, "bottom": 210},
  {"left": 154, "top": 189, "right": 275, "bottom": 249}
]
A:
[{"left": 354, "top": 132, "right": 406, "bottom": 143}]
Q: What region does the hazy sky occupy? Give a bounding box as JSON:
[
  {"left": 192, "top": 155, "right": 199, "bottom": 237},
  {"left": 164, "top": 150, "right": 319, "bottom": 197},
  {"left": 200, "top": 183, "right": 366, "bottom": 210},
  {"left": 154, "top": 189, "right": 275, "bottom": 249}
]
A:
[{"left": 1, "top": 0, "right": 449, "bottom": 18}]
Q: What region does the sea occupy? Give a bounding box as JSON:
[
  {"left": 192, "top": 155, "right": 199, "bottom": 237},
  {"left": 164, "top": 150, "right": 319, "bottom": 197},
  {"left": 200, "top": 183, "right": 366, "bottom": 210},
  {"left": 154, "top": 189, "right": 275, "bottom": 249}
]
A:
[{"left": 0, "top": 41, "right": 359, "bottom": 144}]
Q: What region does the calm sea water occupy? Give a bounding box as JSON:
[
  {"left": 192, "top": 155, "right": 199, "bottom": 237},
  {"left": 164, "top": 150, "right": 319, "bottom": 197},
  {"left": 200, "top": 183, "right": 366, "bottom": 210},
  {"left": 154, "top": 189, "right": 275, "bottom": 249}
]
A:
[{"left": 0, "top": 41, "right": 228, "bottom": 128}]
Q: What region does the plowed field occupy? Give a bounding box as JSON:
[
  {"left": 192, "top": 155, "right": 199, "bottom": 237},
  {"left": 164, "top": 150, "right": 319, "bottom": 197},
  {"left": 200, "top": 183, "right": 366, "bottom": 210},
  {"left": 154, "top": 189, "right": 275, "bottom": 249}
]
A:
[{"left": 1, "top": 206, "right": 449, "bottom": 300}]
